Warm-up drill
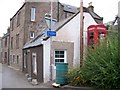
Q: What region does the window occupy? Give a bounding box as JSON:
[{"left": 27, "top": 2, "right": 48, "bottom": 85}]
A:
[
  {"left": 11, "top": 37, "right": 13, "bottom": 49},
  {"left": 11, "top": 18, "right": 14, "bottom": 31},
  {"left": 17, "top": 55, "right": 19, "bottom": 64},
  {"left": 16, "top": 34, "right": 19, "bottom": 49},
  {"left": 32, "top": 53, "right": 37, "bottom": 75},
  {"left": 54, "top": 50, "right": 67, "bottom": 65},
  {"left": 4, "top": 52, "right": 7, "bottom": 63},
  {"left": 5, "top": 37, "right": 7, "bottom": 47},
  {"left": 31, "top": 7, "right": 36, "bottom": 21},
  {"left": 30, "top": 31, "right": 35, "bottom": 38},
  {"left": 24, "top": 53, "right": 26, "bottom": 68},
  {"left": 17, "top": 12, "right": 21, "bottom": 26},
  {"left": 13, "top": 55, "right": 15, "bottom": 63},
  {"left": 4, "top": 52, "right": 7, "bottom": 59}
]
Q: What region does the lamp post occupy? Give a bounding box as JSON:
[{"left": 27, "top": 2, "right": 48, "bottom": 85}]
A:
[{"left": 45, "top": 0, "right": 57, "bottom": 81}]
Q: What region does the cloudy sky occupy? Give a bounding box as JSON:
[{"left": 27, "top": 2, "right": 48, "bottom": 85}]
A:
[{"left": 0, "top": 0, "right": 119, "bottom": 37}]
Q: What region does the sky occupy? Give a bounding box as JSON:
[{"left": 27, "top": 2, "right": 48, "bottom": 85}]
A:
[{"left": 0, "top": 0, "right": 119, "bottom": 37}]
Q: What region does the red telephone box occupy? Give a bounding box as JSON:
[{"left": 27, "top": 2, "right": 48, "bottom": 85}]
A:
[{"left": 87, "top": 24, "right": 107, "bottom": 48}]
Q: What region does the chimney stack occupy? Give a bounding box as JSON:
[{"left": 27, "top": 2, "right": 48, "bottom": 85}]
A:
[{"left": 88, "top": 2, "right": 94, "bottom": 12}]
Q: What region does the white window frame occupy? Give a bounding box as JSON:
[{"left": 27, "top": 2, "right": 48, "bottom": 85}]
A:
[
  {"left": 32, "top": 53, "right": 37, "bottom": 75},
  {"left": 54, "top": 50, "right": 67, "bottom": 65},
  {"left": 31, "top": 7, "right": 36, "bottom": 21},
  {"left": 30, "top": 31, "right": 35, "bottom": 38}
]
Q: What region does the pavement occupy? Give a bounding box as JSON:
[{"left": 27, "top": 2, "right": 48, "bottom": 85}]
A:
[
  {"left": 1, "top": 64, "right": 94, "bottom": 90},
  {"left": 2, "top": 64, "right": 54, "bottom": 88}
]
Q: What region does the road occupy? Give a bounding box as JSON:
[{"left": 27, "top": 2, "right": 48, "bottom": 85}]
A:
[
  {"left": 1, "top": 64, "right": 92, "bottom": 90},
  {"left": 2, "top": 64, "right": 53, "bottom": 88}
]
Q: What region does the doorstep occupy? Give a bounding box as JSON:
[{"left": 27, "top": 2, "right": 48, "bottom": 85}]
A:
[{"left": 62, "top": 85, "right": 93, "bottom": 90}]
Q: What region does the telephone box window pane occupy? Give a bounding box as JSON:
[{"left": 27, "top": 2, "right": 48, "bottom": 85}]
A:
[{"left": 90, "top": 32, "right": 94, "bottom": 39}]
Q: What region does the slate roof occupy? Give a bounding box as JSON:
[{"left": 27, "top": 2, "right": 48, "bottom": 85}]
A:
[
  {"left": 2, "top": 33, "right": 10, "bottom": 39},
  {"left": 23, "top": 29, "right": 46, "bottom": 49},
  {"left": 62, "top": 3, "right": 78, "bottom": 13},
  {"left": 23, "top": 14, "right": 76, "bottom": 49},
  {"left": 89, "top": 11, "right": 102, "bottom": 20}
]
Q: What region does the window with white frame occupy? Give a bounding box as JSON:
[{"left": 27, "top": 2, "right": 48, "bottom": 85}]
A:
[
  {"left": 32, "top": 53, "right": 37, "bottom": 75},
  {"left": 31, "top": 7, "right": 36, "bottom": 21},
  {"left": 54, "top": 50, "right": 67, "bottom": 65},
  {"left": 30, "top": 31, "right": 35, "bottom": 38}
]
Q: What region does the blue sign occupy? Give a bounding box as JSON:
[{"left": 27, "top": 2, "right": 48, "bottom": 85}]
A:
[{"left": 47, "top": 31, "right": 56, "bottom": 36}]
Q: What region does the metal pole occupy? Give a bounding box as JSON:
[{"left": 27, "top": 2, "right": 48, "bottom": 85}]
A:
[
  {"left": 50, "top": 0, "right": 53, "bottom": 81},
  {"left": 80, "top": 0, "right": 84, "bottom": 65}
]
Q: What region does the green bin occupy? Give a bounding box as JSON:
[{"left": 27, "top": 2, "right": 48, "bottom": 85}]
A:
[{"left": 56, "top": 63, "right": 68, "bottom": 85}]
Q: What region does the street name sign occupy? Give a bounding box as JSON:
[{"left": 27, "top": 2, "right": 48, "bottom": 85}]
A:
[{"left": 47, "top": 31, "right": 56, "bottom": 36}]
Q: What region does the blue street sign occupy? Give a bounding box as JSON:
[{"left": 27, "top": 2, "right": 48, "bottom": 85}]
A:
[{"left": 47, "top": 31, "right": 56, "bottom": 36}]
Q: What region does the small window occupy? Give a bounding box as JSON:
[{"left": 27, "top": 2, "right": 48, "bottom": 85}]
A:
[
  {"left": 5, "top": 37, "right": 7, "bottom": 47},
  {"left": 17, "top": 55, "right": 19, "bottom": 64},
  {"left": 11, "top": 19, "right": 14, "bottom": 31},
  {"left": 13, "top": 55, "right": 15, "bottom": 63},
  {"left": 31, "top": 7, "right": 36, "bottom": 21},
  {"left": 16, "top": 34, "right": 19, "bottom": 49},
  {"left": 17, "top": 12, "right": 21, "bottom": 26},
  {"left": 32, "top": 53, "right": 37, "bottom": 75},
  {"left": 4, "top": 52, "right": 7, "bottom": 63},
  {"left": 30, "top": 31, "right": 35, "bottom": 38},
  {"left": 11, "top": 37, "right": 13, "bottom": 49},
  {"left": 54, "top": 50, "right": 67, "bottom": 65}
]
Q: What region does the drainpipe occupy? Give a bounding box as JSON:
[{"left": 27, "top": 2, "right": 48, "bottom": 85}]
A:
[
  {"left": 80, "top": 0, "right": 84, "bottom": 66},
  {"left": 57, "top": 2, "right": 59, "bottom": 22}
]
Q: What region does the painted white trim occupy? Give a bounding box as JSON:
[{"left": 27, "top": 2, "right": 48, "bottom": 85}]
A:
[{"left": 54, "top": 50, "right": 67, "bottom": 64}]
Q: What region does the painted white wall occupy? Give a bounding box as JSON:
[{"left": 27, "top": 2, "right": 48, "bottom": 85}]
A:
[
  {"left": 118, "top": 1, "right": 120, "bottom": 17},
  {"left": 53, "top": 12, "right": 97, "bottom": 66},
  {"left": 43, "top": 39, "right": 50, "bottom": 83}
]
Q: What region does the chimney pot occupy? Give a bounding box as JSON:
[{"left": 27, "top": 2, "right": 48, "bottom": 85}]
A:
[{"left": 88, "top": 2, "right": 94, "bottom": 12}]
